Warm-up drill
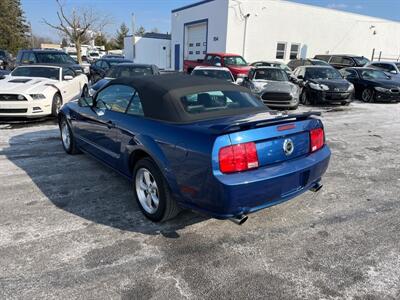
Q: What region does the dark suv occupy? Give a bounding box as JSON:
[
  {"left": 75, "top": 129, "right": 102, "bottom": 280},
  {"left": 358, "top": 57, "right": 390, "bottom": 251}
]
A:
[
  {"left": 0, "top": 50, "right": 15, "bottom": 70},
  {"left": 314, "top": 54, "right": 370, "bottom": 69},
  {"left": 16, "top": 49, "right": 84, "bottom": 74}
]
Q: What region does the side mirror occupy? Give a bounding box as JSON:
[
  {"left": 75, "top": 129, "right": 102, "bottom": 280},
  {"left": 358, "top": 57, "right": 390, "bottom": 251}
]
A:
[
  {"left": 78, "top": 96, "right": 93, "bottom": 107},
  {"left": 63, "top": 75, "right": 73, "bottom": 81},
  {"left": 215, "top": 62, "right": 222, "bottom": 67}
]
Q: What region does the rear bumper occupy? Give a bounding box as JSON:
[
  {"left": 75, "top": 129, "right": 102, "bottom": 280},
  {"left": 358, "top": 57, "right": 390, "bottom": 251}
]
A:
[{"left": 188, "top": 146, "right": 331, "bottom": 219}]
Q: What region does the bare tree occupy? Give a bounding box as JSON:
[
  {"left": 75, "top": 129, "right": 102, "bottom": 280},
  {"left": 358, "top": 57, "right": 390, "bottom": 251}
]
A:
[{"left": 43, "top": 0, "right": 109, "bottom": 64}]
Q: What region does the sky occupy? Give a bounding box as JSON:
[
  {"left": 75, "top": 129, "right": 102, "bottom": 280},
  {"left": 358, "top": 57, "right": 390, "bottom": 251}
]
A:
[{"left": 21, "top": 0, "right": 400, "bottom": 41}]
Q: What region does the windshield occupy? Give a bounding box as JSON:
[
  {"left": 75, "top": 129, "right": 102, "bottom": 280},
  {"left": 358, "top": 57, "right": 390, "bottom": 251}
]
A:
[
  {"left": 395, "top": 63, "right": 400, "bottom": 69},
  {"left": 181, "top": 90, "right": 263, "bottom": 115},
  {"left": 90, "top": 52, "right": 99, "bottom": 57},
  {"left": 108, "top": 60, "right": 129, "bottom": 66},
  {"left": 354, "top": 57, "right": 370, "bottom": 66},
  {"left": 11, "top": 67, "right": 59, "bottom": 80},
  {"left": 223, "top": 56, "right": 248, "bottom": 66},
  {"left": 36, "top": 52, "right": 76, "bottom": 64},
  {"left": 254, "top": 69, "right": 288, "bottom": 81},
  {"left": 192, "top": 69, "right": 233, "bottom": 82},
  {"left": 305, "top": 67, "right": 342, "bottom": 80},
  {"left": 68, "top": 52, "right": 77, "bottom": 56},
  {"left": 106, "top": 65, "right": 153, "bottom": 78},
  {"left": 360, "top": 69, "right": 390, "bottom": 80}
]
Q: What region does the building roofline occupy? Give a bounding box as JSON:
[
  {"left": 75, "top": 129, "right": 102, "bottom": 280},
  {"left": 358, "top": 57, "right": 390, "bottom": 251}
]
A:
[
  {"left": 171, "top": 0, "right": 215, "bottom": 13},
  {"left": 284, "top": 0, "right": 400, "bottom": 24}
]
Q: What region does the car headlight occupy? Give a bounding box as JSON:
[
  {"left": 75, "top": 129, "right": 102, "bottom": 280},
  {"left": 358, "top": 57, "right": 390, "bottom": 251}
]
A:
[
  {"left": 89, "top": 88, "right": 96, "bottom": 96},
  {"left": 83, "top": 66, "right": 90, "bottom": 74},
  {"left": 347, "top": 84, "right": 354, "bottom": 92},
  {"left": 375, "top": 87, "right": 390, "bottom": 93},
  {"left": 251, "top": 85, "right": 263, "bottom": 93},
  {"left": 290, "top": 85, "right": 300, "bottom": 97},
  {"left": 30, "top": 94, "right": 46, "bottom": 100},
  {"left": 309, "top": 82, "right": 329, "bottom": 91}
]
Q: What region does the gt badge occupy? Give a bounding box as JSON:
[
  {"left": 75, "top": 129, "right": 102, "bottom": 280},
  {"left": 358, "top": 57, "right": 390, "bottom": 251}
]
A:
[{"left": 283, "top": 138, "right": 294, "bottom": 156}]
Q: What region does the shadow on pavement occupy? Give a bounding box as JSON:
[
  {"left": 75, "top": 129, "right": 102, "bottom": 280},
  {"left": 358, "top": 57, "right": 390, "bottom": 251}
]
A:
[{"left": 1, "top": 128, "right": 208, "bottom": 238}]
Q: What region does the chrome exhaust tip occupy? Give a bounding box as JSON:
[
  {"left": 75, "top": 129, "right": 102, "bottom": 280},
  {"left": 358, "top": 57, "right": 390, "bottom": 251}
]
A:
[
  {"left": 310, "top": 183, "right": 323, "bottom": 193},
  {"left": 229, "top": 214, "right": 248, "bottom": 225}
]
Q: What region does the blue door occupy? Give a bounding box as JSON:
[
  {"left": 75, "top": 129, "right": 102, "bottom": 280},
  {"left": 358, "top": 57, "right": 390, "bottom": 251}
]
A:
[{"left": 174, "top": 44, "right": 180, "bottom": 71}]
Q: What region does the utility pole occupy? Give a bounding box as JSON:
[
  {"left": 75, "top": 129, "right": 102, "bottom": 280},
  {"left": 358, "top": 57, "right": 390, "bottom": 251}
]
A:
[
  {"left": 242, "top": 13, "right": 250, "bottom": 58},
  {"left": 131, "top": 13, "right": 136, "bottom": 60}
]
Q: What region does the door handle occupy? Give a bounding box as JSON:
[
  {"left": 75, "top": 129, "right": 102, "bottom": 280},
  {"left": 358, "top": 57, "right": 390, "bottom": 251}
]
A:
[{"left": 106, "top": 121, "right": 115, "bottom": 129}]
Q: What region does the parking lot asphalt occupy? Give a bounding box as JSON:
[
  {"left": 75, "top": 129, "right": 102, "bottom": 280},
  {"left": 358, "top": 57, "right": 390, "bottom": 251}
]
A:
[{"left": 0, "top": 102, "right": 399, "bottom": 299}]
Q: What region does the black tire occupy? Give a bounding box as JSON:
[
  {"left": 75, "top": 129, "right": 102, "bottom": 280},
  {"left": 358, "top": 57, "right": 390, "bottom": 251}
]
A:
[
  {"left": 361, "top": 88, "right": 374, "bottom": 103},
  {"left": 51, "top": 93, "right": 62, "bottom": 117},
  {"left": 81, "top": 85, "right": 89, "bottom": 98},
  {"left": 300, "top": 90, "right": 310, "bottom": 105},
  {"left": 133, "top": 158, "right": 180, "bottom": 222},
  {"left": 59, "top": 117, "right": 80, "bottom": 155}
]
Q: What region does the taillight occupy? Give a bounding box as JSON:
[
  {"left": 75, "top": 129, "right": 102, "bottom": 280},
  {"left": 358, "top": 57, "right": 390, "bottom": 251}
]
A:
[
  {"left": 219, "top": 142, "right": 259, "bottom": 173},
  {"left": 310, "top": 128, "right": 324, "bottom": 152}
]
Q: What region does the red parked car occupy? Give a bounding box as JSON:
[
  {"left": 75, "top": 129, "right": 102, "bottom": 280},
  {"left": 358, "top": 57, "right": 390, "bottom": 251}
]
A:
[{"left": 183, "top": 53, "right": 251, "bottom": 79}]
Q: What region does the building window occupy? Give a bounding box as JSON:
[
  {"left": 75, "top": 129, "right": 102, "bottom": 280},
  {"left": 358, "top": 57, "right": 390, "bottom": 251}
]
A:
[
  {"left": 189, "top": 51, "right": 193, "bottom": 55},
  {"left": 189, "top": 43, "right": 193, "bottom": 47},
  {"left": 290, "top": 43, "right": 300, "bottom": 59},
  {"left": 196, "top": 42, "right": 201, "bottom": 47},
  {"left": 195, "top": 51, "right": 200, "bottom": 54},
  {"left": 276, "top": 43, "right": 286, "bottom": 59}
]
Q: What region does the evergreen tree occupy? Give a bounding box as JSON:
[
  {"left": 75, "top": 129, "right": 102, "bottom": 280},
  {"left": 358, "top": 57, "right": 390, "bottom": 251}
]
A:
[
  {"left": 115, "top": 23, "right": 129, "bottom": 49},
  {"left": 0, "top": 0, "right": 30, "bottom": 54},
  {"left": 135, "top": 26, "right": 146, "bottom": 37}
]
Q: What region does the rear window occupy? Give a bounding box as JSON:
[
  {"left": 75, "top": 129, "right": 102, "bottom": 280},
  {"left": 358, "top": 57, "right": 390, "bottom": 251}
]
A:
[{"left": 180, "top": 90, "right": 262, "bottom": 115}]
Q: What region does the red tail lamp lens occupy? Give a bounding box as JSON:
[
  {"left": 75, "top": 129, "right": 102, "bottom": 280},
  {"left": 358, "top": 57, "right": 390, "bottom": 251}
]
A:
[
  {"left": 219, "top": 142, "right": 259, "bottom": 173},
  {"left": 310, "top": 128, "right": 324, "bottom": 152}
]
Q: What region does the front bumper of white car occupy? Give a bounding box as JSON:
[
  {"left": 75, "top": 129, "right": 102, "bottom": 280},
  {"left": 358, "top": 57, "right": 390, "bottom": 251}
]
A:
[{"left": 0, "top": 93, "right": 52, "bottom": 118}]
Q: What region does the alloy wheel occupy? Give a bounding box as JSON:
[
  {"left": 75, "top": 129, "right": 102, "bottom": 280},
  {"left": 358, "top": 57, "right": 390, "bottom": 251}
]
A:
[
  {"left": 61, "top": 122, "right": 71, "bottom": 150},
  {"left": 362, "top": 89, "right": 373, "bottom": 102},
  {"left": 135, "top": 168, "right": 160, "bottom": 214}
]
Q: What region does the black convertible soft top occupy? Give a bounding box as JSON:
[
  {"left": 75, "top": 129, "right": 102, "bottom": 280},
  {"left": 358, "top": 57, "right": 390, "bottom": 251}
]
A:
[{"left": 104, "top": 74, "right": 264, "bottom": 122}]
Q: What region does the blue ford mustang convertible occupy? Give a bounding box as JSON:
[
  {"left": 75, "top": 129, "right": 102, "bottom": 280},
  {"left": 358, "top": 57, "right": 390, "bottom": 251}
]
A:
[{"left": 58, "top": 74, "right": 331, "bottom": 223}]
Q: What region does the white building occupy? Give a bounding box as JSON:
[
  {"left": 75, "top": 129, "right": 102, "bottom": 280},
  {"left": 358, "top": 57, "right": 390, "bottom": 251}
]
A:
[
  {"left": 124, "top": 33, "right": 171, "bottom": 69},
  {"left": 171, "top": 0, "right": 400, "bottom": 70}
]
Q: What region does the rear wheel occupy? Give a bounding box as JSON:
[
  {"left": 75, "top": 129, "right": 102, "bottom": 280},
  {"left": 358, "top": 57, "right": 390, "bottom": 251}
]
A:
[
  {"left": 133, "top": 158, "right": 180, "bottom": 222},
  {"left": 362, "top": 88, "right": 374, "bottom": 103},
  {"left": 51, "top": 93, "right": 62, "bottom": 117},
  {"left": 60, "top": 117, "right": 80, "bottom": 154}
]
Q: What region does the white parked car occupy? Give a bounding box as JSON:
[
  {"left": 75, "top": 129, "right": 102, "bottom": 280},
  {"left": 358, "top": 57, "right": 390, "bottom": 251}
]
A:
[
  {"left": 0, "top": 65, "right": 88, "bottom": 118},
  {"left": 191, "top": 66, "right": 236, "bottom": 83}
]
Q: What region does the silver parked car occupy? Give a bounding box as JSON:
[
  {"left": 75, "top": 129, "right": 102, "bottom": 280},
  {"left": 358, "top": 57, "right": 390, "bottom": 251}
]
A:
[{"left": 238, "top": 67, "right": 300, "bottom": 109}]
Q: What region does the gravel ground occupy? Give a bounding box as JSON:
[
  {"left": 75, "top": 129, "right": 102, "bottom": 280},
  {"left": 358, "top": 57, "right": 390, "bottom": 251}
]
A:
[{"left": 0, "top": 102, "right": 399, "bottom": 299}]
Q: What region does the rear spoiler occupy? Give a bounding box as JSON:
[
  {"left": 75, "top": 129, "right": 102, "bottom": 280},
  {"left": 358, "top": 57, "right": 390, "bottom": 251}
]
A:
[{"left": 216, "top": 111, "right": 322, "bottom": 134}]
